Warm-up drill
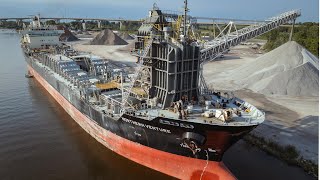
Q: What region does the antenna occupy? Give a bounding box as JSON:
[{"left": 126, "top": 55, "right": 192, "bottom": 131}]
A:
[
  {"left": 183, "top": 0, "right": 188, "bottom": 37},
  {"left": 153, "top": 3, "right": 159, "bottom": 10}
]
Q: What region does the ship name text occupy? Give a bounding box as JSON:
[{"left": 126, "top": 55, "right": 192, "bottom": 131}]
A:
[
  {"left": 122, "top": 118, "right": 171, "bottom": 134},
  {"left": 159, "top": 119, "right": 194, "bottom": 129}
]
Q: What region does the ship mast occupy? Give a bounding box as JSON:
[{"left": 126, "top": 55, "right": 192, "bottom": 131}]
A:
[{"left": 183, "top": 0, "right": 188, "bottom": 39}]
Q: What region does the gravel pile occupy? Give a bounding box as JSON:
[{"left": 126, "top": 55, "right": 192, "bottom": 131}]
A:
[
  {"left": 118, "top": 40, "right": 136, "bottom": 52},
  {"left": 90, "top": 29, "right": 128, "bottom": 45},
  {"left": 57, "top": 25, "right": 79, "bottom": 42},
  {"left": 118, "top": 32, "right": 134, "bottom": 40},
  {"left": 231, "top": 41, "right": 319, "bottom": 96}
]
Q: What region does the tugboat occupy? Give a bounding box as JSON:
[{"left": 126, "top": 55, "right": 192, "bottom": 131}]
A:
[{"left": 19, "top": 1, "right": 300, "bottom": 179}]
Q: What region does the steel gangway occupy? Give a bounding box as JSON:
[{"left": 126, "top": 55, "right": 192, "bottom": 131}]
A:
[{"left": 200, "top": 10, "right": 301, "bottom": 62}]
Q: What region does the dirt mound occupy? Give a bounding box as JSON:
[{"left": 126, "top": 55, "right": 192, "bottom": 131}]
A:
[
  {"left": 231, "top": 41, "right": 319, "bottom": 96},
  {"left": 57, "top": 25, "right": 79, "bottom": 42},
  {"left": 90, "top": 29, "right": 128, "bottom": 45},
  {"left": 118, "top": 32, "right": 134, "bottom": 40}
]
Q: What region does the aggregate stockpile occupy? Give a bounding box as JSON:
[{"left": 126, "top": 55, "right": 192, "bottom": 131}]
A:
[
  {"left": 57, "top": 25, "right": 79, "bottom": 42},
  {"left": 90, "top": 29, "right": 128, "bottom": 45},
  {"left": 118, "top": 32, "right": 134, "bottom": 40},
  {"left": 118, "top": 40, "right": 136, "bottom": 52},
  {"left": 231, "top": 41, "right": 319, "bottom": 96}
]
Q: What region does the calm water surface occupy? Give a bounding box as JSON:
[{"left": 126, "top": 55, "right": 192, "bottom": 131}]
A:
[{"left": 0, "top": 30, "right": 314, "bottom": 180}]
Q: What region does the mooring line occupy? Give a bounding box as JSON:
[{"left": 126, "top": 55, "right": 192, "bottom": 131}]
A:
[{"left": 200, "top": 150, "right": 209, "bottom": 180}]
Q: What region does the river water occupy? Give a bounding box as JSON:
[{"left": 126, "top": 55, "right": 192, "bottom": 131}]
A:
[{"left": 0, "top": 30, "right": 314, "bottom": 180}]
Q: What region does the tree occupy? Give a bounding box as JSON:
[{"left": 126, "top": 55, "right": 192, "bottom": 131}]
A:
[
  {"left": 46, "top": 20, "right": 56, "bottom": 25},
  {"left": 262, "top": 23, "right": 319, "bottom": 56}
]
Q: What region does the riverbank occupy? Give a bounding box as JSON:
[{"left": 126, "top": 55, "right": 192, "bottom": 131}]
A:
[
  {"left": 232, "top": 89, "right": 318, "bottom": 165},
  {"left": 223, "top": 139, "right": 315, "bottom": 180},
  {"left": 243, "top": 133, "right": 317, "bottom": 177}
]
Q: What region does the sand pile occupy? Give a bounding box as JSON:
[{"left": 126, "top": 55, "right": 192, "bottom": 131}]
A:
[
  {"left": 90, "top": 29, "right": 128, "bottom": 45},
  {"left": 57, "top": 25, "right": 79, "bottom": 42},
  {"left": 118, "top": 32, "right": 134, "bottom": 40},
  {"left": 230, "top": 41, "right": 319, "bottom": 96}
]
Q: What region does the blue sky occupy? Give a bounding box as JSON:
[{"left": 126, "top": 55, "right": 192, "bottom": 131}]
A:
[{"left": 0, "top": 0, "right": 318, "bottom": 22}]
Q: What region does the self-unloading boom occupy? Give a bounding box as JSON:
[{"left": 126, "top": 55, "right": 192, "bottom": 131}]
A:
[{"left": 200, "top": 10, "right": 301, "bottom": 62}]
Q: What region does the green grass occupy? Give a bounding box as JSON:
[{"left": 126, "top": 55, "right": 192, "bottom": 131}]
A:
[{"left": 244, "top": 134, "right": 318, "bottom": 178}]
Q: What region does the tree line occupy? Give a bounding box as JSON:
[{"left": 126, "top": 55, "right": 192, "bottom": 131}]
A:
[
  {"left": 259, "top": 22, "right": 319, "bottom": 56},
  {"left": 1, "top": 20, "right": 318, "bottom": 56}
]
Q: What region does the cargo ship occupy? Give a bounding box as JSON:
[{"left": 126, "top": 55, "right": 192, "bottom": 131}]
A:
[{"left": 20, "top": 2, "right": 300, "bottom": 179}]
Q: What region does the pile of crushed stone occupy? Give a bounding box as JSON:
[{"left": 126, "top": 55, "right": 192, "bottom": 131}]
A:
[
  {"left": 90, "top": 29, "right": 128, "bottom": 45},
  {"left": 117, "top": 32, "right": 134, "bottom": 40},
  {"left": 57, "top": 25, "right": 79, "bottom": 42},
  {"left": 118, "top": 40, "right": 136, "bottom": 52},
  {"left": 230, "top": 41, "right": 319, "bottom": 96}
]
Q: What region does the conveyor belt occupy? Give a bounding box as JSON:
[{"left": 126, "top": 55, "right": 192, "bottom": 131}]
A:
[{"left": 200, "top": 10, "right": 301, "bottom": 62}]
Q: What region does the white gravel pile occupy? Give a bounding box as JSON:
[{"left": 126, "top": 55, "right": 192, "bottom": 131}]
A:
[
  {"left": 117, "top": 32, "right": 134, "bottom": 40},
  {"left": 118, "top": 40, "right": 136, "bottom": 52},
  {"left": 213, "top": 41, "right": 319, "bottom": 96},
  {"left": 90, "top": 29, "right": 128, "bottom": 45}
]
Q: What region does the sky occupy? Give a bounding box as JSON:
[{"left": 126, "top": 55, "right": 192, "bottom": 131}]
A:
[{"left": 0, "top": 0, "right": 318, "bottom": 22}]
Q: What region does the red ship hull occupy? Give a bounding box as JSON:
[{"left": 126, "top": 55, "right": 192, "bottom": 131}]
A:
[{"left": 28, "top": 65, "right": 236, "bottom": 180}]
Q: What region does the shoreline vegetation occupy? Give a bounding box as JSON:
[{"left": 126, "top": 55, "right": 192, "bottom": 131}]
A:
[
  {"left": 244, "top": 133, "right": 318, "bottom": 178},
  {"left": 259, "top": 22, "right": 319, "bottom": 57},
  {"left": 198, "top": 22, "right": 319, "bottom": 57},
  {"left": 1, "top": 21, "right": 318, "bottom": 56}
]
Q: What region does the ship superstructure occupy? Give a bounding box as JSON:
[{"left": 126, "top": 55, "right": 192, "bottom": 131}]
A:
[
  {"left": 21, "top": 15, "right": 64, "bottom": 50},
  {"left": 19, "top": 2, "right": 300, "bottom": 179}
]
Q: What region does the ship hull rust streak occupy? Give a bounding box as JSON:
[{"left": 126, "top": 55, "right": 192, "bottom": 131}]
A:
[{"left": 27, "top": 65, "right": 236, "bottom": 180}]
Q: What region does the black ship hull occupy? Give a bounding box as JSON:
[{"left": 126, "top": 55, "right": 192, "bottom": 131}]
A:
[{"left": 24, "top": 53, "right": 256, "bottom": 179}]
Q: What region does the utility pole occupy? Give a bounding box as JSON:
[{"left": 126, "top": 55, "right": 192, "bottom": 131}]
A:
[
  {"left": 213, "top": 20, "right": 215, "bottom": 39},
  {"left": 289, "top": 19, "right": 295, "bottom": 41}
]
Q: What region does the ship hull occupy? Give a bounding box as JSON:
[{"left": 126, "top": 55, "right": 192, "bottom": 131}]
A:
[
  {"left": 27, "top": 64, "right": 237, "bottom": 179},
  {"left": 23, "top": 50, "right": 261, "bottom": 179}
]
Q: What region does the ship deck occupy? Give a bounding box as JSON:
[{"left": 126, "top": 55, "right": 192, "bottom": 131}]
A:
[
  {"left": 135, "top": 101, "right": 264, "bottom": 127},
  {"left": 31, "top": 50, "right": 264, "bottom": 127}
]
